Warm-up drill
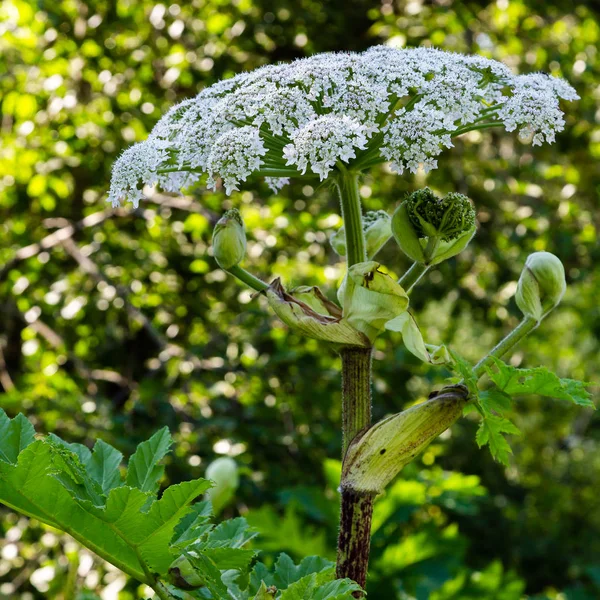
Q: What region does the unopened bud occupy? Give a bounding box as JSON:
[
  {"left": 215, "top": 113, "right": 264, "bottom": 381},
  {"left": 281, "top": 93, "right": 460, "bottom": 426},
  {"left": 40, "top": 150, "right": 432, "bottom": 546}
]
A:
[
  {"left": 205, "top": 457, "right": 239, "bottom": 515},
  {"left": 331, "top": 210, "right": 392, "bottom": 259},
  {"left": 515, "top": 251, "right": 566, "bottom": 321},
  {"left": 392, "top": 189, "right": 476, "bottom": 264},
  {"left": 212, "top": 209, "right": 246, "bottom": 269},
  {"left": 169, "top": 554, "right": 203, "bottom": 590}
]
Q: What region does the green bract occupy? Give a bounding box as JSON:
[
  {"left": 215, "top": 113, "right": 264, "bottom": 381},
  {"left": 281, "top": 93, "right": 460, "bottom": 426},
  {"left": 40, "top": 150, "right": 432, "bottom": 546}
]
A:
[
  {"left": 344, "top": 261, "right": 409, "bottom": 342},
  {"left": 213, "top": 209, "right": 247, "bottom": 270},
  {"left": 392, "top": 188, "right": 477, "bottom": 265},
  {"left": 515, "top": 251, "right": 566, "bottom": 321}
]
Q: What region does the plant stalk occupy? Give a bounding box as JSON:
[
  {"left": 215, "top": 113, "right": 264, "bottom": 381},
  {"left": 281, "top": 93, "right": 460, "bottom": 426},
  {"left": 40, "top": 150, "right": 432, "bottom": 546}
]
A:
[
  {"left": 399, "top": 262, "right": 429, "bottom": 292},
  {"left": 335, "top": 168, "right": 373, "bottom": 594},
  {"left": 473, "top": 316, "right": 538, "bottom": 378},
  {"left": 337, "top": 346, "right": 373, "bottom": 594}
]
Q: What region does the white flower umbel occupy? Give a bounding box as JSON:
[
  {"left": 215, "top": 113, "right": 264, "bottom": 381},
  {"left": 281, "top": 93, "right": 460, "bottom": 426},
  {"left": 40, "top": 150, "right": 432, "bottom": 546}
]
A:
[
  {"left": 282, "top": 115, "right": 369, "bottom": 180},
  {"left": 108, "top": 46, "right": 578, "bottom": 206}
]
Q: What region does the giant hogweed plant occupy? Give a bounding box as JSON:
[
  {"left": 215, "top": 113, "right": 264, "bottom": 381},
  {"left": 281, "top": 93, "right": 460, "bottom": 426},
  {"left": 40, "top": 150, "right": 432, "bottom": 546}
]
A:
[{"left": 0, "top": 47, "right": 594, "bottom": 598}]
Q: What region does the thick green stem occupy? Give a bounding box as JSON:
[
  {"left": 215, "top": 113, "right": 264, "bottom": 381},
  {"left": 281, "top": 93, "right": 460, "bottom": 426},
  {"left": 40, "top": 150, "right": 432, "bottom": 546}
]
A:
[
  {"left": 337, "top": 347, "right": 373, "bottom": 595},
  {"left": 473, "top": 316, "right": 538, "bottom": 378},
  {"left": 334, "top": 169, "right": 373, "bottom": 593},
  {"left": 335, "top": 169, "right": 366, "bottom": 267},
  {"left": 399, "top": 262, "right": 429, "bottom": 292}
]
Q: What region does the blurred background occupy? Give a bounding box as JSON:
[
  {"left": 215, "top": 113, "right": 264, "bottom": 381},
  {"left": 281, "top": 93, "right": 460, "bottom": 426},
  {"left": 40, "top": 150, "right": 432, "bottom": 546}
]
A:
[{"left": 0, "top": 0, "right": 599, "bottom": 598}]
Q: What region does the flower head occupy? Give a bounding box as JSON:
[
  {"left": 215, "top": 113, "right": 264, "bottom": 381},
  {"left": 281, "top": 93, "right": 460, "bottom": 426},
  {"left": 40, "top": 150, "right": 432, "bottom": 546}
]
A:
[{"left": 109, "top": 47, "right": 577, "bottom": 206}]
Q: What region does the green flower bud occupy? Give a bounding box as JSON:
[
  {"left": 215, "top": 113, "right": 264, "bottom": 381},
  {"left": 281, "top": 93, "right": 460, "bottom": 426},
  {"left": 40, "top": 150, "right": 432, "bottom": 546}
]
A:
[
  {"left": 212, "top": 208, "right": 246, "bottom": 269},
  {"left": 392, "top": 189, "right": 476, "bottom": 265},
  {"left": 169, "top": 554, "right": 203, "bottom": 590},
  {"left": 515, "top": 251, "right": 566, "bottom": 321},
  {"left": 330, "top": 210, "right": 392, "bottom": 259},
  {"left": 345, "top": 261, "right": 409, "bottom": 341},
  {"left": 205, "top": 457, "right": 239, "bottom": 515},
  {"left": 405, "top": 188, "right": 476, "bottom": 242}
]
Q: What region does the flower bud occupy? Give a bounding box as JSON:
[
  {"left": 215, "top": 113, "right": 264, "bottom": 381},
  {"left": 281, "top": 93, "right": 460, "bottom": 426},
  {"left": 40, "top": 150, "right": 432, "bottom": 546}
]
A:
[
  {"left": 212, "top": 208, "right": 246, "bottom": 269},
  {"left": 392, "top": 188, "right": 476, "bottom": 264},
  {"left": 205, "top": 457, "right": 239, "bottom": 515},
  {"left": 515, "top": 251, "right": 566, "bottom": 321},
  {"left": 330, "top": 210, "right": 392, "bottom": 259},
  {"left": 169, "top": 554, "right": 203, "bottom": 590}
]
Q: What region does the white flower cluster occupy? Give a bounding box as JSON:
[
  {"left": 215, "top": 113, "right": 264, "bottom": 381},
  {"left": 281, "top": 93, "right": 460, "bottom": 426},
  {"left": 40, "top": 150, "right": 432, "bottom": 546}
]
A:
[
  {"left": 108, "top": 46, "right": 578, "bottom": 206},
  {"left": 282, "top": 115, "right": 369, "bottom": 180}
]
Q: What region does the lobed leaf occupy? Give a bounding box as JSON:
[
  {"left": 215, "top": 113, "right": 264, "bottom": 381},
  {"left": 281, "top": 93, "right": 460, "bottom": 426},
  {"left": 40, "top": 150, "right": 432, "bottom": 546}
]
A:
[
  {"left": 126, "top": 427, "right": 172, "bottom": 492},
  {"left": 486, "top": 358, "right": 594, "bottom": 408}
]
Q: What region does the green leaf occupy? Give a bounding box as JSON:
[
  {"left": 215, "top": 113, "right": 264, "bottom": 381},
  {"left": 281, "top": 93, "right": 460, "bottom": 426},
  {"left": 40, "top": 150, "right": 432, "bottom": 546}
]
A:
[
  {"left": 206, "top": 517, "right": 258, "bottom": 549},
  {"left": 476, "top": 415, "right": 521, "bottom": 466},
  {"left": 253, "top": 582, "right": 276, "bottom": 599},
  {"left": 449, "top": 351, "right": 478, "bottom": 396},
  {"left": 126, "top": 427, "right": 172, "bottom": 492},
  {"left": 182, "top": 550, "right": 228, "bottom": 597},
  {"left": 0, "top": 411, "right": 35, "bottom": 464},
  {"left": 279, "top": 573, "right": 317, "bottom": 599},
  {"left": 138, "top": 479, "right": 212, "bottom": 573},
  {"left": 0, "top": 439, "right": 146, "bottom": 581},
  {"left": 479, "top": 389, "right": 512, "bottom": 416},
  {"left": 87, "top": 439, "right": 123, "bottom": 494},
  {"left": 487, "top": 358, "right": 594, "bottom": 408},
  {"left": 203, "top": 547, "right": 256, "bottom": 570},
  {"left": 171, "top": 500, "right": 213, "bottom": 549},
  {"left": 313, "top": 579, "right": 364, "bottom": 599}
]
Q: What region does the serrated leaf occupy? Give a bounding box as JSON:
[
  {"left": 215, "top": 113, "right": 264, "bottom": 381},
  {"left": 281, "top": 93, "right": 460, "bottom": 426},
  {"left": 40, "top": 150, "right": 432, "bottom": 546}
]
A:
[
  {"left": 203, "top": 547, "right": 255, "bottom": 571},
  {"left": 87, "top": 439, "right": 123, "bottom": 494},
  {"left": 183, "top": 550, "right": 228, "bottom": 598},
  {"left": 279, "top": 573, "right": 317, "bottom": 599},
  {"left": 476, "top": 415, "right": 521, "bottom": 466},
  {"left": 171, "top": 500, "right": 213, "bottom": 549},
  {"left": 48, "top": 438, "right": 105, "bottom": 507},
  {"left": 313, "top": 578, "right": 364, "bottom": 599},
  {"left": 296, "top": 556, "right": 334, "bottom": 580},
  {"left": 273, "top": 553, "right": 298, "bottom": 589},
  {"left": 0, "top": 411, "right": 35, "bottom": 464},
  {"left": 479, "top": 389, "right": 512, "bottom": 416},
  {"left": 48, "top": 433, "right": 93, "bottom": 465},
  {"left": 139, "top": 479, "right": 212, "bottom": 574},
  {"left": 206, "top": 517, "right": 257, "bottom": 549},
  {"left": 449, "top": 351, "right": 478, "bottom": 395},
  {"left": 126, "top": 427, "right": 172, "bottom": 492},
  {"left": 250, "top": 562, "right": 274, "bottom": 593},
  {"left": 487, "top": 358, "right": 594, "bottom": 408},
  {"left": 0, "top": 439, "right": 146, "bottom": 581}
]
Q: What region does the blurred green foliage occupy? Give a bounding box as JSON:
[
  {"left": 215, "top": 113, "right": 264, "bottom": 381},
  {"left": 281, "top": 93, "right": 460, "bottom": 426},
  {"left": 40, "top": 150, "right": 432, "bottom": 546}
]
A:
[{"left": 0, "top": 0, "right": 598, "bottom": 598}]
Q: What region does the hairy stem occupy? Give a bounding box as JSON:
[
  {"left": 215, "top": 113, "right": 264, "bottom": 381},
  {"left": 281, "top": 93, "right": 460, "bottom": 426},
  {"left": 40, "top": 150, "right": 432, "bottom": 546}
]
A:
[
  {"left": 335, "top": 170, "right": 372, "bottom": 593},
  {"left": 337, "top": 347, "right": 373, "bottom": 595},
  {"left": 473, "top": 316, "right": 538, "bottom": 378}
]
